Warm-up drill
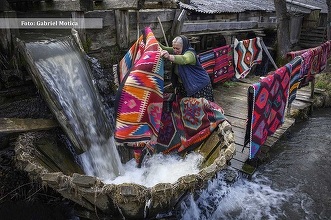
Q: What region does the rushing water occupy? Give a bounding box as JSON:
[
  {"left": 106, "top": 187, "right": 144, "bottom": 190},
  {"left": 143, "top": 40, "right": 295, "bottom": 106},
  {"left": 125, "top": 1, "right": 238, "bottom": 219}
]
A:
[
  {"left": 25, "top": 38, "right": 123, "bottom": 179},
  {"left": 106, "top": 152, "right": 203, "bottom": 187},
  {"left": 179, "top": 108, "right": 331, "bottom": 220}
]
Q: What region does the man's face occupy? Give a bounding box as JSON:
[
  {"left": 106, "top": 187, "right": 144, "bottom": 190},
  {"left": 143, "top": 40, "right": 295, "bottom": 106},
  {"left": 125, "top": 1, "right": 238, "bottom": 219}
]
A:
[{"left": 172, "top": 42, "right": 183, "bottom": 55}]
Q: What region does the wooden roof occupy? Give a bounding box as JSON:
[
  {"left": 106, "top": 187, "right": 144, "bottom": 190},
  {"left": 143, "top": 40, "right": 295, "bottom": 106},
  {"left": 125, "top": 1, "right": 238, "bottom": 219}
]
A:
[
  {"left": 178, "top": 0, "right": 275, "bottom": 14},
  {"left": 178, "top": 0, "right": 327, "bottom": 14}
]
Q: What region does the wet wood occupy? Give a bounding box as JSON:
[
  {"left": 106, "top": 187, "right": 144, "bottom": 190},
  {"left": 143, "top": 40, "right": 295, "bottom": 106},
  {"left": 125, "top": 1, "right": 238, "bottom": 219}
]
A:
[
  {"left": 213, "top": 79, "right": 314, "bottom": 176},
  {"left": 0, "top": 118, "right": 58, "bottom": 133},
  {"left": 35, "top": 137, "right": 84, "bottom": 175}
]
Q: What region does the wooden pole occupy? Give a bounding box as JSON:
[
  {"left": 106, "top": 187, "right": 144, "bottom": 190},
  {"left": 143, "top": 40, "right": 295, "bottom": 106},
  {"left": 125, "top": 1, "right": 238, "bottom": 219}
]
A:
[
  {"left": 137, "top": 10, "right": 140, "bottom": 39},
  {"left": 157, "top": 16, "right": 169, "bottom": 46},
  {"left": 260, "top": 39, "right": 278, "bottom": 70}
]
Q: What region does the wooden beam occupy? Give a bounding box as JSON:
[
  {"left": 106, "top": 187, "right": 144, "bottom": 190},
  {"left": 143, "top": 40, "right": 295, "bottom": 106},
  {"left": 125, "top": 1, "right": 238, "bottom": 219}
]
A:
[
  {"left": 114, "top": 9, "right": 129, "bottom": 48},
  {"left": 0, "top": 118, "right": 58, "bottom": 134},
  {"left": 157, "top": 16, "right": 168, "bottom": 46},
  {"left": 182, "top": 21, "right": 258, "bottom": 33},
  {"left": 260, "top": 39, "right": 278, "bottom": 70},
  {"left": 172, "top": 9, "right": 186, "bottom": 37}
]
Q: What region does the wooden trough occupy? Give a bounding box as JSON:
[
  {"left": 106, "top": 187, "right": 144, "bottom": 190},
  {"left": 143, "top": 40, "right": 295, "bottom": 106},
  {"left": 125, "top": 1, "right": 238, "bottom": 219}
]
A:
[{"left": 14, "top": 119, "right": 235, "bottom": 219}]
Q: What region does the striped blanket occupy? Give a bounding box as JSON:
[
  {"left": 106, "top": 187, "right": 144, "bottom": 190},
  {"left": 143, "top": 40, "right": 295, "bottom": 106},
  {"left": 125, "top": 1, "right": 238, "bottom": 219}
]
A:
[
  {"left": 299, "top": 47, "right": 321, "bottom": 88},
  {"left": 114, "top": 27, "right": 164, "bottom": 145},
  {"left": 198, "top": 49, "right": 215, "bottom": 77},
  {"left": 234, "top": 37, "right": 263, "bottom": 79},
  {"left": 287, "top": 56, "right": 302, "bottom": 105},
  {"left": 286, "top": 48, "right": 308, "bottom": 61},
  {"left": 213, "top": 45, "right": 235, "bottom": 83},
  {"left": 154, "top": 96, "right": 227, "bottom": 154},
  {"left": 245, "top": 65, "right": 290, "bottom": 159},
  {"left": 198, "top": 45, "right": 235, "bottom": 84},
  {"left": 117, "top": 35, "right": 145, "bottom": 85},
  {"left": 287, "top": 41, "right": 331, "bottom": 89}
]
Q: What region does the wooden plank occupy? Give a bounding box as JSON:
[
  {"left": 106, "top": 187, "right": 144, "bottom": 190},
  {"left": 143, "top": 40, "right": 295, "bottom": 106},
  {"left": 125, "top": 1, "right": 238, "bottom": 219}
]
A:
[
  {"left": 229, "top": 158, "right": 244, "bottom": 171},
  {"left": 130, "top": 9, "right": 176, "bottom": 24},
  {"left": 0, "top": 118, "right": 58, "bottom": 133},
  {"left": 216, "top": 89, "right": 249, "bottom": 102},
  {"left": 225, "top": 111, "right": 247, "bottom": 120},
  {"left": 95, "top": 0, "right": 139, "bottom": 9},
  {"left": 214, "top": 85, "right": 251, "bottom": 97},
  {"left": 182, "top": 21, "right": 258, "bottom": 33},
  {"left": 224, "top": 115, "right": 247, "bottom": 128},
  {"left": 291, "top": 99, "right": 312, "bottom": 110},
  {"left": 114, "top": 9, "right": 129, "bottom": 48},
  {"left": 217, "top": 98, "right": 248, "bottom": 111},
  {"left": 233, "top": 148, "right": 249, "bottom": 162},
  {"left": 172, "top": 9, "right": 186, "bottom": 37},
  {"left": 229, "top": 158, "right": 256, "bottom": 176},
  {"left": 231, "top": 126, "right": 246, "bottom": 134}
]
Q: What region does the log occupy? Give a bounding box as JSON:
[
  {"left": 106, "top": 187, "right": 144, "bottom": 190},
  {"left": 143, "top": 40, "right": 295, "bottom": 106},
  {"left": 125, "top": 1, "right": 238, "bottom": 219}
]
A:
[{"left": 0, "top": 118, "right": 58, "bottom": 134}]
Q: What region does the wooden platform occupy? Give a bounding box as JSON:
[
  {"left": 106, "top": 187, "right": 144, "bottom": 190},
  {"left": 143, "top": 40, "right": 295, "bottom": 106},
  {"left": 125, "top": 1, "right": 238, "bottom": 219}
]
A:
[{"left": 213, "top": 78, "right": 314, "bottom": 176}]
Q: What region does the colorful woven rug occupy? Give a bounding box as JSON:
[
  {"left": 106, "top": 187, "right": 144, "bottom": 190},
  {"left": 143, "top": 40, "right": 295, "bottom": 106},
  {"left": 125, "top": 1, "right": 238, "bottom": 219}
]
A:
[
  {"left": 319, "top": 41, "right": 331, "bottom": 72},
  {"left": 286, "top": 48, "right": 308, "bottom": 61},
  {"left": 198, "top": 49, "right": 215, "bottom": 79},
  {"left": 298, "top": 49, "right": 314, "bottom": 88},
  {"left": 234, "top": 37, "right": 263, "bottom": 79},
  {"left": 299, "top": 47, "right": 321, "bottom": 88},
  {"left": 114, "top": 27, "right": 164, "bottom": 144},
  {"left": 213, "top": 45, "right": 235, "bottom": 83},
  {"left": 287, "top": 56, "right": 302, "bottom": 105},
  {"left": 244, "top": 65, "right": 290, "bottom": 159},
  {"left": 153, "top": 96, "right": 227, "bottom": 154},
  {"left": 116, "top": 35, "right": 145, "bottom": 85}
]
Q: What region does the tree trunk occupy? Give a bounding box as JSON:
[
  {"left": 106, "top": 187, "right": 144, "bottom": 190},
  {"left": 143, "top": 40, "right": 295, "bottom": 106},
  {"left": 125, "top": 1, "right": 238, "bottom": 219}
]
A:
[
  {"left": 327, "top": 0, "right": 331, "bottom": 40},
  {"left": 274, "top": 0, "right": 291, "bottom": 60}
]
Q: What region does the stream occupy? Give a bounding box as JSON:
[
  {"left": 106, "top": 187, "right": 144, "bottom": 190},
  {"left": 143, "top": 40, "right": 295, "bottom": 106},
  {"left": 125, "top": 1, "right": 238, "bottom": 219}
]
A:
[{"left": 179, "top": 108, "right": 331, "bottom": 220}]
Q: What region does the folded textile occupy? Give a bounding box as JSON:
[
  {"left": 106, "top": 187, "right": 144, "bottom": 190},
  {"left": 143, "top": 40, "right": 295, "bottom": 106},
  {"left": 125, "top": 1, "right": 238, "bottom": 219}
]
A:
[
  {"left": 154, "top": 97, "right": 227, "bottom": 154},
  {"left": 244, "top": 65, "right": 290, "bottom": 159},
  {"left": 114, "top": 27, "right": 164, "bottom": 144},
  {"left": 213, "top": 45, "right": 235, "bottom": 83},
  {"left": 234, "top": 37, "right": 263, "bottom": 79}
]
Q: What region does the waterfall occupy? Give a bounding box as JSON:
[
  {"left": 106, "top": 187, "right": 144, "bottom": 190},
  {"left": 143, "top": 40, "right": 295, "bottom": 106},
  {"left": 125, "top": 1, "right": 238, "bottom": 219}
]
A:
[{"left": 25, "top": 37, "right": 123, "bottom": 179}]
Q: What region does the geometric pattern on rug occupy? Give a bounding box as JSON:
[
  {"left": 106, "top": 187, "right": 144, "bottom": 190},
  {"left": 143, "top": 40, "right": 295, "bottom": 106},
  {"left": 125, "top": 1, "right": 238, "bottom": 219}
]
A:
[
  {"left": 234, "top": 37, "right": 263, "bottom": 79},
  {"left": 245, "top": 65, "right": 290, "bottom": 159},
  {"left": 114, "top": 27, "right": 164, "bottom": 144}
]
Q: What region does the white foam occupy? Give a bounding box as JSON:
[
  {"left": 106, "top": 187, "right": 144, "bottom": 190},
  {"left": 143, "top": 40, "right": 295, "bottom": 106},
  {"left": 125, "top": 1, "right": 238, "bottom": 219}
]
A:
[
  {"left": 105, "top": 152, "right": 203, "bottom": 187},
  {"left": 180, "top": 170, "right": 293, "bottom": 220}
]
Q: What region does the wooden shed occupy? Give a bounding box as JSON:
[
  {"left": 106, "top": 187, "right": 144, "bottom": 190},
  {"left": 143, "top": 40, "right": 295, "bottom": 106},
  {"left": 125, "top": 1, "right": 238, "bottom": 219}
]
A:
[{"left": 175, "top": 0, "right": 329, "bottom": 51}]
